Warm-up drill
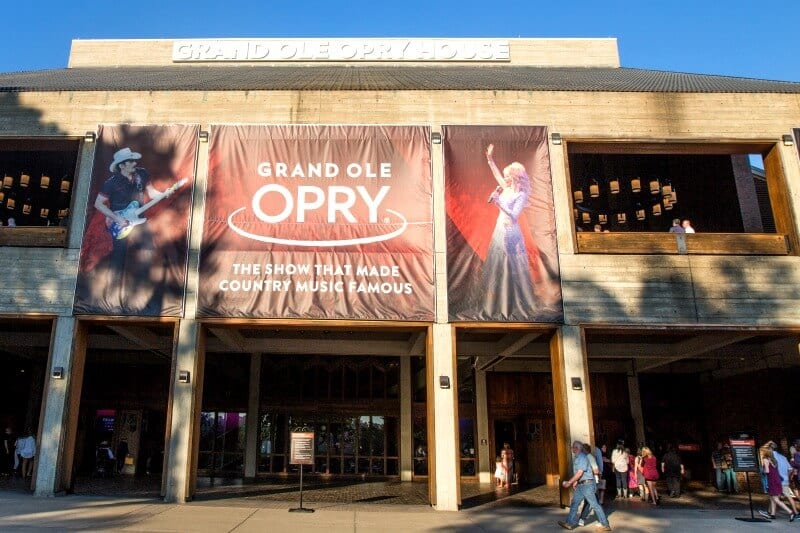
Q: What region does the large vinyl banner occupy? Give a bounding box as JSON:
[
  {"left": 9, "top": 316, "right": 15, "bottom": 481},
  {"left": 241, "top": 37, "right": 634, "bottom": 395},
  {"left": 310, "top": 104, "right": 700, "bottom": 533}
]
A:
[
  {"left": 74, "top": 124, "right": 197, "bottom": 316},
  {"left": 444, "top": 126, "right": 562, "bottom": 322},
  {"left": 198, "top": 125, "right": 434, "bottom": 320}
]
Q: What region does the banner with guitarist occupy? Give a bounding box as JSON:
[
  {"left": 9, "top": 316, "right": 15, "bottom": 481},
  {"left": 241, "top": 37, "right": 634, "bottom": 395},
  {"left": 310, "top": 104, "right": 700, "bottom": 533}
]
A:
[{"left": 74, "top": 124, "right": 197, "bottom": 316}]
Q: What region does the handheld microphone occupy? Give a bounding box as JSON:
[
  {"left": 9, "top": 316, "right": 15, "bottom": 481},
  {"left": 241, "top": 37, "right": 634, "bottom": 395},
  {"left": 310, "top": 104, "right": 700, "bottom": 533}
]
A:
[{"left": 487, "top": 185, "right": 503, "bottom": 203}]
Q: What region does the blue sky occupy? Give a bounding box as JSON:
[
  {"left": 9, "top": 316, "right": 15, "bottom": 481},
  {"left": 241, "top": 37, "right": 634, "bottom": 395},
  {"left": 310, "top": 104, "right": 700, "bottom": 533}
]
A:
[{"left": 1, "top": 0, "right": 798, "bottom": 82}]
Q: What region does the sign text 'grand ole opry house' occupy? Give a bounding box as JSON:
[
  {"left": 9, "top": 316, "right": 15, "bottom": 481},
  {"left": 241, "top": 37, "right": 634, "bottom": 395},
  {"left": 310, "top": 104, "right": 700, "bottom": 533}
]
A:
[{"left": 0, "top": 37, "right": 799, "bottom": 510}]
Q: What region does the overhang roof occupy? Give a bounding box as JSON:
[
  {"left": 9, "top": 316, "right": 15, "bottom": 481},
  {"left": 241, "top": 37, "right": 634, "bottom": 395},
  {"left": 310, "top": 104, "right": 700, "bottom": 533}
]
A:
[{"left": 1, "top": 66, "right": 799, "bottom": 93}]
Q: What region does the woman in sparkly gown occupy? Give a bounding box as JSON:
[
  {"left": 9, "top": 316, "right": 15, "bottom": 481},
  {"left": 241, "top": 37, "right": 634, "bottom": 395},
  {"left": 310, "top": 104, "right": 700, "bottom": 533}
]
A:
[{"left": 483, "top": 144, "right": 536, "bottom": 317}]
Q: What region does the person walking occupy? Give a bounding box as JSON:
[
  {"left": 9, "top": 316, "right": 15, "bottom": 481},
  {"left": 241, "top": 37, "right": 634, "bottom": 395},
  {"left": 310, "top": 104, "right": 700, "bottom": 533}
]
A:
[
  {"left": 758, "top": 446, "right": 797, "bottom": 522},
  {"left": 15, "top": 428, "right": 36, "bottom": 479},
  {"left": 611, "top": 440, "right": 630, "bottom": 498},
  {"left": 661, "top": 444, "right": 684, "bottom": 497},
  {"left": 641, "top": 446, "right": 660, "bottom": 505},
  {"left": 558, "top": 441, "right": 612, "bottom": 531}
]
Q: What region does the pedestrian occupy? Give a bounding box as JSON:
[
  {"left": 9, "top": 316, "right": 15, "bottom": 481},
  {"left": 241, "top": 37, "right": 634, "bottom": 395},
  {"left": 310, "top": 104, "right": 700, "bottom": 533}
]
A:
[
  {"left": 15, "top": 427, "right": 36, "bottom": 479},
  {"left": 1, "top": 427, "right": 13, "bottom": 476},
  {"left": 669, "top": 218, "right": 684, "bottom": 233},
  {"left": 641, "top": 446, "right": 660, "bottom": 505},
  {"left": 711, "top": 442, "right": 725, "bottom": 491},
  {"left": 770, "top": 442, "right": 798, "bottom": 515},
  {"left": 627, "top": 448, "right": 638, "bottom": 497},
  {"left": 494, "top": 455, "right": 504, "bottom": 487},
  {"left": 558, "top": 440, "right": 612, "bottom": 531},
  {"left": 661, "top": 444, "right": 684, "bottom": 497},
  {"left": 611, "top": 440, "right": 630, "bottom": 498},
  {"left": 501, "top": 442, "right": 515, "bottom": 488},
  {"left": 758, "top": 446, "right": 797, "bottom": 521},
  {"left": 682, "top": 219, "right": 695, "bottom": 233},
  {"left": 577, "top": 443, "right": 603, "bottom": 526},
  {"left": 635, "top": 447, "right": 649, "bottom": 501},
  {"left": 721, "top": 444, "right": 738, "bottom": 493}
]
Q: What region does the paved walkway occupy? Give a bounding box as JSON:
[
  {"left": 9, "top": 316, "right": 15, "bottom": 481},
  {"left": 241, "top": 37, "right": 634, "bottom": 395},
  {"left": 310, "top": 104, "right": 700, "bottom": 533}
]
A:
[{"left": 0, "top": 484, "right": 796, "bottom": 532}]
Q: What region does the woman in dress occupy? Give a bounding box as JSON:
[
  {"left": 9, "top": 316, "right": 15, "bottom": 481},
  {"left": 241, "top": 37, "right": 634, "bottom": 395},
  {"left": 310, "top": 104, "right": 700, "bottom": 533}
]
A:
[
  {"left": 483, "top": 144, "right": 537, "bottom": 315},
  {"left": 641, "top": 446, "right": 660, "bottom": 505},
  {"left": 761, "top": 446, "right": 796, "bottom": 521}
]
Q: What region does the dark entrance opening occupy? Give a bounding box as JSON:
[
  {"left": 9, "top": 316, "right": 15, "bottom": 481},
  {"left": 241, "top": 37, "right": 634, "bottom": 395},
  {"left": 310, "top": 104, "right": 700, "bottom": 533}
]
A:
[
  {"left": 0, "top": 317, "right": 50, "bottom": 492},
  {"left": 71, "top": 321, "right": 174, "bottom": 497}
]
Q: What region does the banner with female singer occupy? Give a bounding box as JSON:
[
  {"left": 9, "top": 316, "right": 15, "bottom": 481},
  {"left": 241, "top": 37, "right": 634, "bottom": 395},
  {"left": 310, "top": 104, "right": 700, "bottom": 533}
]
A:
[
  {"left": 198, "top": 125, "right": 434, "bottom": 320},
  {"left": 74, "top": 124, "right": 198, "bottom": 316},
  {"left": 444, "top": 125, "right": 563, "bottom": 322}
]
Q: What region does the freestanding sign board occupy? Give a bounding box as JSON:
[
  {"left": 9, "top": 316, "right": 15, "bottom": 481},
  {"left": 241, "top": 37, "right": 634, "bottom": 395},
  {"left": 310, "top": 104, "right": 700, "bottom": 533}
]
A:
[
  {"left": 289, "top": 431, "right": 315, "bottom": 513},
  {"left": 729, "top": 432, "right": 769, "bottom": 523},
  {"left": 290, "top": 432, "right": 315, "bottom": 465},
  {"left": 729, "top": 433, "right": 759, "bottom": 473}
]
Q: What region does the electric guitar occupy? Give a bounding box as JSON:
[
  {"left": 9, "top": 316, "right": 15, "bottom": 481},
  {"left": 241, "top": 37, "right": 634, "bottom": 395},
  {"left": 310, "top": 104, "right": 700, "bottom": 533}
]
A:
[{"left": 106, "top": 178, "right": 189, "bottom": 240}]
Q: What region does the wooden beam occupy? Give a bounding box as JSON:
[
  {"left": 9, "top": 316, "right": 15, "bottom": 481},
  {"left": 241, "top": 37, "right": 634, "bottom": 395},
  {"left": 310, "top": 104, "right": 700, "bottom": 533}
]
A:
[
  {"left": 406, "top": 331, "right": 426, "bottom": 356},
  {"left": 635, "top": 333, "right": 755, "bottom": 372},
  {"left": 208, "top": 327, "right": 247, "bottom": 352}
]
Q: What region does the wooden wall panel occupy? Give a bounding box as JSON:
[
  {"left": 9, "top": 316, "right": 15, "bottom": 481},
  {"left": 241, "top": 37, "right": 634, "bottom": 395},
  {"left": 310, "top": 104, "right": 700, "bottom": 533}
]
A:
[{"left": 0, "top": 248, "right": 78, "bottom": 315}]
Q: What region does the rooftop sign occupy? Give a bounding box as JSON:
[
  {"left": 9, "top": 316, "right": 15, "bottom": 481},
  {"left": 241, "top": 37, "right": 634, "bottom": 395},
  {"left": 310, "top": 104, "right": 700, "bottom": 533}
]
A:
[{"left": 172, "top": 38, "right": 510, "bottom": 62}]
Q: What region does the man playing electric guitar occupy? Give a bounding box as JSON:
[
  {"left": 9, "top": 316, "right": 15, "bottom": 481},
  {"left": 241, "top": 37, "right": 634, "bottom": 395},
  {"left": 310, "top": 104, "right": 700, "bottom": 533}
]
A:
[{"left": 91, "top": 147, "right": 186, "bottom": 311}]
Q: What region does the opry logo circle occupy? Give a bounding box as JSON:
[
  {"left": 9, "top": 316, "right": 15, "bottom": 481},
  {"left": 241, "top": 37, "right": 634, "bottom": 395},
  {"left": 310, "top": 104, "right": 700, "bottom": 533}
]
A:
[{"left": 226, "top": 160, "right": 408, "bottom": 247}]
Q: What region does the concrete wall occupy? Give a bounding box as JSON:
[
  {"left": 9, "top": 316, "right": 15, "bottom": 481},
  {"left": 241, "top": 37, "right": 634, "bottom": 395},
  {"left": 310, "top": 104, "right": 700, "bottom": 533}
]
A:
[{"left": 0, "top": 87, "right": 799, "bottom": 324}]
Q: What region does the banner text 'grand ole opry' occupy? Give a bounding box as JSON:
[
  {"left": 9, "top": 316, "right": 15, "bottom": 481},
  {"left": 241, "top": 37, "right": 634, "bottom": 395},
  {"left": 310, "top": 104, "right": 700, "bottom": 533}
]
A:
[{"left": 1, "top": 38, "right": 800, "bottom": 510}]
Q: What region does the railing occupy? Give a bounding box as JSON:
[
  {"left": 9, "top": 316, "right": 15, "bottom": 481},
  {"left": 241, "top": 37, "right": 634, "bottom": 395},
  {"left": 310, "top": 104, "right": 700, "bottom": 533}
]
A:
[
  {"left": 0, "top": 227, "right": 67, "bottom": 247},
  {"left": 576, "top": 232, "right": 789, "bottom": 255}
]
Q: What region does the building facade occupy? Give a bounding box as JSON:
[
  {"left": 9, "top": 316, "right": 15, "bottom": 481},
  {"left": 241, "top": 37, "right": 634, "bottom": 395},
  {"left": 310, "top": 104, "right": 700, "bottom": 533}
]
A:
[{"left": 1, "top": 38, "right": 800, "bottom": 510}]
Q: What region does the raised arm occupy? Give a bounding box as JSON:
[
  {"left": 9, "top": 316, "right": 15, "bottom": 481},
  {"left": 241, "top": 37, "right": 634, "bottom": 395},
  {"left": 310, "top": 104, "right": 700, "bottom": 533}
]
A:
[{"left": 486, "top": 144, "right": 505, "bottom": 188}]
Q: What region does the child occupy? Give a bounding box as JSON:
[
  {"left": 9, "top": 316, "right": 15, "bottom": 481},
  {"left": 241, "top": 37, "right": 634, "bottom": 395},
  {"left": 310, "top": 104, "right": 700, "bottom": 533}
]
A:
[{"left": 495, "top": 455, "right": 505, "bottom": 487}]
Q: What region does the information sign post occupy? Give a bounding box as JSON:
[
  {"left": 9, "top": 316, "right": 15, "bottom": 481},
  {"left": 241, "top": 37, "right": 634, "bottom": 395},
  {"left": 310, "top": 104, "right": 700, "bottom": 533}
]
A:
[
  {"left": 730, "top": 432, "right": 768, "bottom": 523},
  {"left": 289, "top": 431, "right": 315, "bottom": 513}
]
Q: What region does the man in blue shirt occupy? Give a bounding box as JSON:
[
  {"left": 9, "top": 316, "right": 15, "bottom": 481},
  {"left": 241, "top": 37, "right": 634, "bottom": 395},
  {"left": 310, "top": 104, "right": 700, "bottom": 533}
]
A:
[{"left": 558, "top": 440, "right": 612, "bottom": 531}]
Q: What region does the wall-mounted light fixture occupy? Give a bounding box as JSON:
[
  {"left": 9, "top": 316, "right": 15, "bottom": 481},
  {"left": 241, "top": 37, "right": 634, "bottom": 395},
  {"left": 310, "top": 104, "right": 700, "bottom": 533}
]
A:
[
  {"left": 40, "top": 174, "right": 51, "bottom": 189},
  {"left": 51, "top": 366, "right": 64, "bottom": 379},
  {"left": 84, "top": 131, "right": 96, "bottom": 143},
  {"left": 571, "top": 377, "right": 583, "bottom": 391},
  {"left": 783, "top": 134, "right": 795, "bottom": 146},
  {"left": 198, "top": 131, "right": 210, "bottom": 143},
  {"left": 178, "top": 370, "right": 191, "bottom": 383},
  {"left": 439, "top": 375, "right": 451, "bottom": 389},
  {"left": 550, "top": 133, "right": 562, "bottom": 145},
  {"left": 431, "top": 132, "right": 442, "bottom": 145},
  {"left": 20, "top": 173, "right": 30, "bottom": 188}
]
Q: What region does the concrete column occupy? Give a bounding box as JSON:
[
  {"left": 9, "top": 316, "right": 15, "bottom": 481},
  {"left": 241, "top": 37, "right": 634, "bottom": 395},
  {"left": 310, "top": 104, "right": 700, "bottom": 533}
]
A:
[
  {"left": 627, "top": 373, "right": 646, "bottom": 448},
  {"left": 400, "top": 356, "right": 413, "bottom": 481},
  {"left": 475, "top": 369, "right": 491, "bottom": 483},
  {"left": 244, "top": 354, "right": 262, "bottom": 478},
  {"left": 550, "top": 325, "right": 594, "bottom": 504},
  {"left": 431, "top": 322, "right": 459, "bottom": 511},
  {"left": 163, "top": 319, "right": 203, "bottom": 503},
  {"left": 557, "top": 325, "right": 593, "bottom": 445},
  {"left": 67, "top": 141, "right": 97, "bottom": 249},
  {"left": 35, "top": 316, "right": 83, "bottom": 497}
]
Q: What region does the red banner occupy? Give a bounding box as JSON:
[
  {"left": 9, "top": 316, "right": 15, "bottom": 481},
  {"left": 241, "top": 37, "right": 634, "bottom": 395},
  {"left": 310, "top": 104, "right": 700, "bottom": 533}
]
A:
[
  {"left": 444, "top": 126, "right": 562, "bottom": 322},
  {"left": 198, "top": 125, "right": 434, "bottom": 320},
  {"left": 74, "top": 125, "right": 197, "bottom": 316}
]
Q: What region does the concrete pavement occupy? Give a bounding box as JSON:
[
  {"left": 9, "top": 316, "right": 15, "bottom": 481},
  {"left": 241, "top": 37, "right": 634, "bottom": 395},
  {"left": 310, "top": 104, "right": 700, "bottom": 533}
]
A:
[{"left": 0, "top": 492, "right": 797, "bottom": 532}]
